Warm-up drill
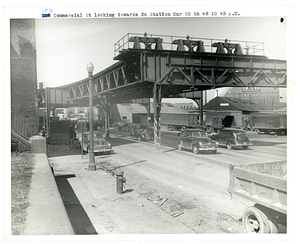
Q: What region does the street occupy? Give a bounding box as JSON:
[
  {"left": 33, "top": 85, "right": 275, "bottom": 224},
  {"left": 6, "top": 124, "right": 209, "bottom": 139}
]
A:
[
  {"left": 9, "top": 16, "right": 290, "bottom": 237},
  {"left": 108, "top": 131, "right": 286, "bottom": 232},
  {"left": 50, "top": 130, "right": 287, "bottom": 234}
]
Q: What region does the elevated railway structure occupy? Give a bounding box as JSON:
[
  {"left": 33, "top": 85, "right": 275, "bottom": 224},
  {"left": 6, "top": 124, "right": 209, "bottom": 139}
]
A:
[{"left": 46, "top": 33, "right": 287, "bottom": 149}]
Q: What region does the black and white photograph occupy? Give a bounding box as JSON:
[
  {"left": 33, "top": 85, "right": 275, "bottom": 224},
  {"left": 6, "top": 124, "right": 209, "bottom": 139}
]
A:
[{"left": 3, "top": 2, "right": 297, "bottom": 243}]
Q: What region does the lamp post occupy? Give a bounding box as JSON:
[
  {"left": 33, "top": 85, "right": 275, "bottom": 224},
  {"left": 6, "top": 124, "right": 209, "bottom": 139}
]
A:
[
  {"left": 42, "top": 95, "right": 47, "bottom": 137},
  {"left": 86, "top": 62, "right": 96, "bottom": 171}
]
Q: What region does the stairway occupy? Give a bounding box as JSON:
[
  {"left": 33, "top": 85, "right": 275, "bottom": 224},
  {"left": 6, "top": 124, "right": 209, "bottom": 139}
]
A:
[{"left": 11, "top": 113, "right": 37, "bottom": 151}]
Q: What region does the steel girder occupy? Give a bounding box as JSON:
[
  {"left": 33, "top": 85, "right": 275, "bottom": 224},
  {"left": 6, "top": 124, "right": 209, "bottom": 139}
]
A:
[
  {"left": 49, "top": 48, "right": 286, "bottom": 151},
  {"left": 57, "top": 49, "right": 286, "bottom": 106},
  {"left": 140, "top": 51, "right": 287, "bottom": 89},
  {"left": 153, "top": 65, "right": 286, "bottom": 89}
]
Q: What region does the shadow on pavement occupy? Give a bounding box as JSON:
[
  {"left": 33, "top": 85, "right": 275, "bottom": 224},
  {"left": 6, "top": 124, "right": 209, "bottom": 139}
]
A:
[
  {"left": 109, "top": 160, "right": 147, "bottom": 171},
  {"left": 47, "top": 137, "right": 137, "bottom": 158},
  {"left": 105, "top": 137, "right": 137, "bottom": 147},
  {"left": 252, "top": 140, "right": 284, "bottom": 146},
  {"left": 54, "top": 174, "right": 97, "bottom": 235},
  {"left": 123, "top": 189, "right": 134, "bottom": 193},
  {"left": 47, "top": 145, "right": 81, "bottom": 158},
  {"left": 161, "top": 148, "right": 178, "bottom": 153}
]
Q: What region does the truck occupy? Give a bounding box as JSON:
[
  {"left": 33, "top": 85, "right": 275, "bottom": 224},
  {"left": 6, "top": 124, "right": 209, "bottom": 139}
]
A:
[
  {"left": 228, "top": 160, "right": 287, "bottom": 233},
  {"left": 49, "top": 120, "right": 71, "bottom": 145},
  {"left": 161, "top": 112, "right": 199, "bottom": 131},
  {"left": 249, "top": 112, "right": 287, "bottom": 135},
  {"left": 205, "top": 110, "right": 243, "bottom": 132}
]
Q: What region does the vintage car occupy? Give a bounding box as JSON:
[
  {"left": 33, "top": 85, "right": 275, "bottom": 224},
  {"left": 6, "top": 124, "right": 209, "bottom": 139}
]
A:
[
  {"left": 118, "top": 122, "right": 133, "bottom": 132},
  {"left": 130, "top": 124, "right": 154, "bottom": 141},
  {"left": 177, "top": 129, "right": 218, "bottom": 154},
  {"left": 217, "top": 128, "right": 253, "bottom": 150},
  {"left": 81, "top": 131, "right": 113, "bottom": 154}
]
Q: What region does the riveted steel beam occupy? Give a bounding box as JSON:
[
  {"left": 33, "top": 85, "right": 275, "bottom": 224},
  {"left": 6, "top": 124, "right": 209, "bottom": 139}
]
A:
[
  {"left": 47, "top": 34, "right": 287, "bottom": 152},
  {"left": 52, "top": 47, "right": 286, "bottom": 106}
]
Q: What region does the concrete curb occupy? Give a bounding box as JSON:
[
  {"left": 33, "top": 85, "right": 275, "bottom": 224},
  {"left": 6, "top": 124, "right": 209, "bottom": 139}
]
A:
[{"left": 23, "top": 154, "right": 74, "bottom": 235}]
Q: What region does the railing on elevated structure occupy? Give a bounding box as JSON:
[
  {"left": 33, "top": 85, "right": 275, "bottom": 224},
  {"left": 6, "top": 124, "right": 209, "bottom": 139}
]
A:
[
  {"left": 49, "top": 32, "right": 285, "bottom": 107},
  {"left": 114, "top": 33, "right": 264, "bottom": 57},
  {"left": 59, "top": 32, "right": 285, "bottom": 105}
]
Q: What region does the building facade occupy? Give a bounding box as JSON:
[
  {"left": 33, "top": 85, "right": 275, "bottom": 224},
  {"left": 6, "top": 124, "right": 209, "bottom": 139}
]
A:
[
  {"left": 224, "top": 87, "right": 282, "bottom": 110},
  {"left": 11, "top": 19, "right": 38, "bottom": 136}
]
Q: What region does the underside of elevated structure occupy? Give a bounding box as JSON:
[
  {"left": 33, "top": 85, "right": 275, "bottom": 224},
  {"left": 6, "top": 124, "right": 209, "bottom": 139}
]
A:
[{"left": 47, "top": 33, "right": 287, "bottom": 149}]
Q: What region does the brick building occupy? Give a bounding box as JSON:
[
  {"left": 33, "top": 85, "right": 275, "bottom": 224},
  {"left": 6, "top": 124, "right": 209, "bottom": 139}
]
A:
[
  {"left": 224, "top": 87, "right": 283, "bottom": 110},
  {"left": 10, "top": 19, "right": 38, "bottom": 136}
]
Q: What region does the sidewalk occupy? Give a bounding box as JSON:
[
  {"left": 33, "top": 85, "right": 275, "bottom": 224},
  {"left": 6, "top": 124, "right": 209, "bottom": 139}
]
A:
[
  {"left": 49, "top": 154, "right": 195, "bottom": 234},
  {"left": 23, "top": 154, "right": 74, "bottom": 235}
]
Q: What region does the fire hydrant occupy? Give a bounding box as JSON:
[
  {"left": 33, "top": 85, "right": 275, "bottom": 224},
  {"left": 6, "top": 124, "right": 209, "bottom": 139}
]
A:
[{"left": 116, "top": 170, "right": 124, "bottom": 194}]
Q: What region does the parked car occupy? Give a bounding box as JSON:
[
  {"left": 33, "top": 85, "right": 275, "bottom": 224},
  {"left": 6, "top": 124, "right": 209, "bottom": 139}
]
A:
[
  {"left": 130, "top": 124, "right": 154, "bottom": 141},
  {"left": 176, "top": 129, "right": 218, "bottom": 154},
  {"left": 118, "top": 122, "right": 133, "bottom": 132},
  {"left": 81, "top": 131, "right": 113, "bottom": 154},
  {"left": 207, "top": 131, "right": 219, "bottom": 140},
  {"left": 112, "top": 121, "right": 124, "bottom": 128},
  {"left": 217, "top": 128, "right": 252, "bottom": 150}
]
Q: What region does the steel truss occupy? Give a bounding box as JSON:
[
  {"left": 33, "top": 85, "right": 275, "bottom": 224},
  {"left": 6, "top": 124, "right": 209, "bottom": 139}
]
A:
[
  {"left": 139, "top": 51, "right": 286, "bottom": 89},
  {"left": 62, "top": 50, "right": 286, "bottom": 104}
]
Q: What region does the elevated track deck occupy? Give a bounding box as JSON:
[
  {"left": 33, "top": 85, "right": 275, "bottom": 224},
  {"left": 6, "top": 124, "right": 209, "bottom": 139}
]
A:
[
  {"left": 49, "top": 33, "right": 286, "bottom": 106},
  {"left": 46, "top": 33, "right": 287, "bottom": 149}
]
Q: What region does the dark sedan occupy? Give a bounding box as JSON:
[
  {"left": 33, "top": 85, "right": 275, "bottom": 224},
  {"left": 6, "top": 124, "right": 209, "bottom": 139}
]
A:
[
  {"left": 130, "top": 124, "right": 154, "bottom": 141},
  {"left": 81, "top": 131, "right": 113, "bottom": 154},
  {"left": 176, "top": 129, "right": 218, "bottom": 154},
  {"left": 217, "top": 128, "right": 253, "bottom": 150}
]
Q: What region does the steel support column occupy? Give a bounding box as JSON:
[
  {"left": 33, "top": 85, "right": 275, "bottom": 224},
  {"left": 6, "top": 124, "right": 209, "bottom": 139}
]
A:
[
  {"left": 200, "top": 91, "right": 204, "bottom": 126},
  {"left": 147, "top": 97, "right": 151, "bottom": 123},
  {"left": 104, "top": 107, "right": 110, "bottom": 138},
  {"left": 153, "top": 83, "right": 162, "bottom": 150},
  {"left": 192, "top": 95, "right": 204, "bottom": 127},
  {"left": 95, "top": 95, "right": 111, "bottom": 138}
]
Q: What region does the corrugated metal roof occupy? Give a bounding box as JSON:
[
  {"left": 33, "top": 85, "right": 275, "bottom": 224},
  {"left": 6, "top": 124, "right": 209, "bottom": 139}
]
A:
[
  {"left": 117, "top": 103, "right": 190, "bottom": 115},
  {"left": 161, "top": 103, "right": 188, "bottom": 114},
  {"left": 117, "top": 103, "right": 147, "bottom": 115},
  {"left": 203, "top": 97, "right": 263, "bottom": 111}
]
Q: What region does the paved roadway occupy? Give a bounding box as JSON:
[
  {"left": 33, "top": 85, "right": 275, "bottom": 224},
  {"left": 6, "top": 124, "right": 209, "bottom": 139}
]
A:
[
  {"left": 103, "top": 129, "right": 287, "bottom": 233},
  {"left": 50, "top": 129, "right": 287, "bottom": 234},
  {"left": 112, "top": 129, "right": 287, "bottom": 167}
]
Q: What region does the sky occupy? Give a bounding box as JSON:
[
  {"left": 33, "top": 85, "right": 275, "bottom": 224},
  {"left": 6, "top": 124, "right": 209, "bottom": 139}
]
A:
[
  {"left": 34, "top": 16, "right": 288, "bottom": 102},
  {"left": 35, "top": 17, "right": 287, "bottom": 88}
]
